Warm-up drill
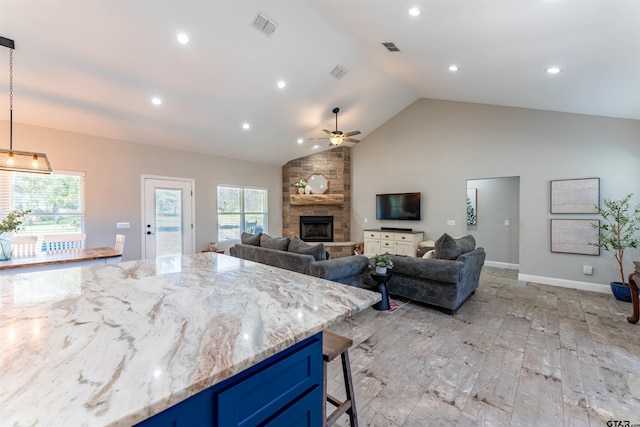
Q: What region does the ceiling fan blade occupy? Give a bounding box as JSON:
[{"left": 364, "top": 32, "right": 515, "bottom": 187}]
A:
[
  {"left": 343, "top": 130, "right": 361, "bottom": 137},
  {"left": 322, "top": 129, "right": 332, "bottom": 135},
  {"left": 308, "top": 137, "right": 329, "bottom": 141},
  {"left": 344, "top": 138, "right": 360, "bottom": 143}
]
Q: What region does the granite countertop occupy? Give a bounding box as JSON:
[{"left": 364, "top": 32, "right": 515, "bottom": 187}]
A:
[{"left": 0, "top": 253, "right": 380, "bottom": 426}]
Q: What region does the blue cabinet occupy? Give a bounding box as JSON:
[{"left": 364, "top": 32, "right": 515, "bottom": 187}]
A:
[{"left": 136, "top": 333, "right": 323, "bottom": 427}]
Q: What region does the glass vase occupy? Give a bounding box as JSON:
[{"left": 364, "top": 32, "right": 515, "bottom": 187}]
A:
[{"left": 0, "top": 237, "right": 14, "bottom": 261}]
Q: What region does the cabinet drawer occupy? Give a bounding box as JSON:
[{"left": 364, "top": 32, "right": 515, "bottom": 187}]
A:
[
  {"left": 380, "top": 232, "right": 394, "bottom": 240},
  {"left": 217, "top": 335, "right": 322, "bottom": 426},
  {"left": 364, "top": 231, "right": 380, "bottom": 239},
  {"left": 394, "top": 233, "right": 414, "bottom": 242},
  {"left": 380, "top": 240, "right": 394, "bottom": 251}
]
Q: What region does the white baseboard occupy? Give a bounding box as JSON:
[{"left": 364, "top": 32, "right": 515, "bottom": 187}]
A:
[
  {"left": 484, "top": 261, "right": 520, "bottom": 270},
  {"left": 518, "top": 273, "right": 610, "bottom": 294}
]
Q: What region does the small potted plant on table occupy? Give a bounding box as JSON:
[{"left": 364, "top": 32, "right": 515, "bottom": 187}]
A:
[
  {"left": 593, "top": 193, "right": 640, "bottom": 301},
  {"left": 0, "top": 209, "right": 31, "bottom": 261},
  {"left": 370, "top": 254, "right": 394, "bottom": 275}
]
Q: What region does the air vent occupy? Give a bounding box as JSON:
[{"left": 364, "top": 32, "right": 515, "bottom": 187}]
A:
[
  {"left": 251, "top": 12, "right": 278, "bottom": 37},
  {"left": 329, "top": 65, "right": 349, "bottom": 80},
  {"left": 382, "top": 42, "right": 400, "bottom": 52}
]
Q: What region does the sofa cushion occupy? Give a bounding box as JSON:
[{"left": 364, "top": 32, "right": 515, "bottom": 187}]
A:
[
  {"left": 288, "top": 236, "right": 327, "bottom": 261},
  {"left": 241, "top": 232, "right": 262, "bottom": 246},
  {"left": 260, "top": 234, "right": 290, "bottom": 251},
  {"left": 434, "top": 234, "right": 476, "bottom": 260}
]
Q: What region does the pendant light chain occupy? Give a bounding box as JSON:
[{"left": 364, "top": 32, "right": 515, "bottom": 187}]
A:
[{"left": 8, "top": 48, "right": 13, "bottom": 151}]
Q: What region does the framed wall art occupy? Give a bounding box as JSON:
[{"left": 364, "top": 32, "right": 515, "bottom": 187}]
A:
[
  {"left": 550, "top": 219, "right": 600, "bottom": 255},
  {"left": 550, "top": 178, "right": 599, "bottom": 214}
]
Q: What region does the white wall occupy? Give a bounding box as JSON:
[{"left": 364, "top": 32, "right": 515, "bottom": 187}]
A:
[
  {"left": 467, "top": 177, "right": 520, "bottom": 266},
  {"left": 3, "top": 122, "right": 282, "bottom": 260},
  {"left": 352, "top": 99, "right": 640, "bottom": 292}
]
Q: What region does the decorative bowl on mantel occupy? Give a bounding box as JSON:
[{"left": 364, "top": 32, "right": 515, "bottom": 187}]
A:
[{"left": 307, "top": 175, "right": 328, "bottom": 194}]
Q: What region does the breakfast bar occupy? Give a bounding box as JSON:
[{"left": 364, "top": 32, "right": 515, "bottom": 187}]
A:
[
  {"left": 0, "top": 252, "right": 380, "bottom": 426},
  {"left": 0, "top": 246, "right": 123, "bottom": 275}
]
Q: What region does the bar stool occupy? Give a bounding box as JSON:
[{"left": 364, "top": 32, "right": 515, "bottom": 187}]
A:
[{"left": 322, "top": 331, "right": 358, "bottom": 427}]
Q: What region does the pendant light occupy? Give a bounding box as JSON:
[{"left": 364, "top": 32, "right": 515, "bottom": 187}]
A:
[{"left": 0, "top": 36, "right": 52, "bottom": 174}]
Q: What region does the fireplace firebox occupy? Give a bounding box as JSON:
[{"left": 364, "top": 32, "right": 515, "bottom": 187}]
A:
[{"left": 300, "top": 216, "right": 334, "bottom": 242}]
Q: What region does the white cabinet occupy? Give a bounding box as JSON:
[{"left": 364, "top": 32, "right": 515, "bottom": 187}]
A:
[{"left": 363, "top": 230, "right": 424, "bottom": 257}]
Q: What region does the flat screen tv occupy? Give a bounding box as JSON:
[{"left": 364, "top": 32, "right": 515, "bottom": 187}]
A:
[{"left": 376, "top": 192, "right": 421, "bottom": 221}]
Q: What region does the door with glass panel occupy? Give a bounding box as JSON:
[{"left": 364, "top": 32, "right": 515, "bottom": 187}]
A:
[{"left": 142, "top": 177, "right": 194, "bottom": 259}]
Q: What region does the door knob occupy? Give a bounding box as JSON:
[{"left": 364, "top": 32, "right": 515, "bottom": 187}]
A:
[{"left": 147, "top": 231, "right": 154, "bottom": 235}]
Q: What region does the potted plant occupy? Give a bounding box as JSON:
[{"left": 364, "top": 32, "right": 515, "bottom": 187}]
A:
[
  {"left": 370, "top": 254, "right": 394, "bottom": 275},
  {"left": 593, "top": 193, "right": 640, "bottom": 302},
  {"left": 294, "top": 180, "right": 307, "bottom": 194},
  {"left": 0, "top": 209, "right": 31, "bottom": 261}
]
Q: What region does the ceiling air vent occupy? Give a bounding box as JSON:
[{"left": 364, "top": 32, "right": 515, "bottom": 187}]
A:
[
  {"left": 382, "top": 42, "right": 400, "bottom": 52},
  {"left": 251, "top": 12, "right": 278, "bottom": 37},
  {"left": 329, "top": 65, "right": 349, "bottom": 80}
]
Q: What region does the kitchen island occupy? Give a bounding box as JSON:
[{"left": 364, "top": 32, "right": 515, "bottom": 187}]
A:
[{"left": 0, "top": 253, "right": 380, "bottom": 426}]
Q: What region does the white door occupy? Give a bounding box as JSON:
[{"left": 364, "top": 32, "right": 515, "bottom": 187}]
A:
[{"left": 142, "top": 176, "right": 195, "bottom": 259}]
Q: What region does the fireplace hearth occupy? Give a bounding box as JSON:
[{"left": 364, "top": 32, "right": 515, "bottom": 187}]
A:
[{"left": 300, "top": 216, "right": 334, "bottom": 242}]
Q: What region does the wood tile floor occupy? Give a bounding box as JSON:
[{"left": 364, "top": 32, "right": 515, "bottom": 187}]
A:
[{"left": 326, "top": 267, "right": 640, "bottom": 426}]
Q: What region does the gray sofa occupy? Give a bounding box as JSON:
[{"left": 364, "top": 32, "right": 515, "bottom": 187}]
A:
[
  {"left": 229, "top": 234, "right": 370, "bottom": 287},
  {"left": 364, "top": 234, "right": 486, "bottom": 314}
]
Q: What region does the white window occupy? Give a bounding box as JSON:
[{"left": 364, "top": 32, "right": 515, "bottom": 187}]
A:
[
  {"left": 217, "top": 185, "right": 267, "bottom": 242},
  {"left": 0, "top": 170, "right": 86, "bottom": 236}
]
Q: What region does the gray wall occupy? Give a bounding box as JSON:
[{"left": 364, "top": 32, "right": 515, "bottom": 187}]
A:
[
  {"left": 352, "top": 98, "right": 640, "bottom": 290},
  {"left": 467, "top": 177, "right": 520, "bottom": 265},
  {"left": 5, "top": 122, "right": 283, "bottom": 261}
]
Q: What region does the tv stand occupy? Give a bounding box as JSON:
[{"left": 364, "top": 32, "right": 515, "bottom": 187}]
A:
[{"left": 363, "top": 229, "right": 424, "bottom": 257}]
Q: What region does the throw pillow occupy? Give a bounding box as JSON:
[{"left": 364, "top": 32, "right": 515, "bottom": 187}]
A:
[
  {"left": 260, "top": 234, "right": 291, "bottom": 251},
  {"left": 241, "top": 232, "right": 261, "bottom": 246},
  {"left": 422, "top": 249, "right": 435, "bottom": 259},
  {"left": 288, "top": 236, "right": 327, "bottom": 261},
  {"left": 434, "top": 233, "right": 476, "bottom": 260}
]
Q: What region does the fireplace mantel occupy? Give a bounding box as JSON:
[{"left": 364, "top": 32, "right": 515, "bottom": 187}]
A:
[{"left": 290, "top": 194, "right": 344, "bottom": 206}]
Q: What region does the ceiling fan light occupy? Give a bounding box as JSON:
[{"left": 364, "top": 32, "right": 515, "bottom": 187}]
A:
[
  {"left": 7, "top": 152, "right": 14, "bottom": 165},
  {"left": 329, "top": 135, "right": 343, "bottom": 146}
]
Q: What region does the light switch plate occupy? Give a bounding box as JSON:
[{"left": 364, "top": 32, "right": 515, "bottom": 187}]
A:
[
  {"left": 447, "top": 220, "right": 455, "bottom": 226},
  {"left": 116, "top": 222, "right": 130, "bottom": 229}
]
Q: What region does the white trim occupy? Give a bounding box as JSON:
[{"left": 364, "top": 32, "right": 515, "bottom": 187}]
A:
[
  {"left": 485, "top": 261, "right": 520, "bottom": 270},
  {"left": 518, "top": 273, "right": 610, "bottom": 294}
]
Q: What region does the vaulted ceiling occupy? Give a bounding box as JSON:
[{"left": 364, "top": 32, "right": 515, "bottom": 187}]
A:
[{"left": 0, "top": 1, "right": 638, "bottom": 166}]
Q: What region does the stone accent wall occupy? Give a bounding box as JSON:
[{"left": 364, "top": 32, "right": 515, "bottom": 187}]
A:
[{"left": 282, "top": 147, "right": 351, "bottom": 257}]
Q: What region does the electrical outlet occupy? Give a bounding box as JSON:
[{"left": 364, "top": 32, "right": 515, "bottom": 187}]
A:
[
  {"left": 364, "top": 218, "right": 368, "bottom": 224},
  {"left": 447, "top": 220, "right": 455, "bottom": 226},
  {"left": 116, "top": 222, "right": 130, "bottom": 229},
  {"left": 504, "top": 219, "right": 510, "bottom": 226},
  {"left": 583, "top": 265, "right": 593, "bottom": 275}
]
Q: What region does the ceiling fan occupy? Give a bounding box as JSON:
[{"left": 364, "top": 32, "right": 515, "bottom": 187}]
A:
[{"left": 317, "top": 107, "right": 361, "bottom": 146}]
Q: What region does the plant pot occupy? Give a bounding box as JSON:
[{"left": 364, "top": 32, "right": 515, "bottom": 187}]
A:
[
  {"left": 0, "top": 237, "right": 14, "bottom": 261},
  {"left": 375, "top": 266, "right": 387, "bottom": 275},
  {"left": 297, "top": 187, "right": 305, "bottom": 194},
  {"left": 610, "top": 281, "right": 637, "bottom": 302}
]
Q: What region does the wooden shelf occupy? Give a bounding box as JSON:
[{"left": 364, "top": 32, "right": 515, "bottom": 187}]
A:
[{"left": 290, "top": 194, "right": 344, "bottom": 206}]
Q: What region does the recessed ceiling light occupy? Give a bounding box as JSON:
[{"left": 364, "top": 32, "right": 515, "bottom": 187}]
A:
[
  {"left": 277, "top": 80, "right": 286, "bottom": 89},
  {"left": 408, "top": 7, "right": 421, "bottom": 16},
  {"left": 242, "top": 122, "right": 251, "bottom": 130},
  {"left": 312, "top": 145, "right": 320, "bottom": 149},
  {"left": 448, "top": 65, "right": 459, "bottom": 72},
  {"left": 176, "top": 33, "right": 189, "bottom": 45},
  {"left": 546, "top": 66, "right": 562, "bottom": 74},
  {"left": 151, "top": 97, "right": 162, "bottom": 106},
  {"left": 297, "top": 138, "right": 303, "bottom": 144}
]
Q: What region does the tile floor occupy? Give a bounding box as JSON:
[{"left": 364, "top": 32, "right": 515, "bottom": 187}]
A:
[{"left": 325, "top": 267, "right": 640, "bottom": 426}]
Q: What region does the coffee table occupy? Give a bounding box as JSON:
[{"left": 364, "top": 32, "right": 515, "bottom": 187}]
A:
[{"left": 370, "top": 271, "right": 391, "bottom": 311}]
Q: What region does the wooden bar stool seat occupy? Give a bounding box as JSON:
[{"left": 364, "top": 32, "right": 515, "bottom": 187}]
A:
[{"left": 322, "top": 331, "right": 358, "bottom": 427}]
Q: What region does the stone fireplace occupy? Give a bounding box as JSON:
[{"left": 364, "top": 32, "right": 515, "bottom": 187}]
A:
[
  {"left": 282, "top": 146, "right": 355, "bottom": 258},
  {"left": 300, "top": 216, "right": 333, "bottom": 242}
]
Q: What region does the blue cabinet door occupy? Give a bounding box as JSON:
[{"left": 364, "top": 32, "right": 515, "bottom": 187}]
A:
[{"left": 136, "top": 333, "right": 323, "bottom": 427}]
